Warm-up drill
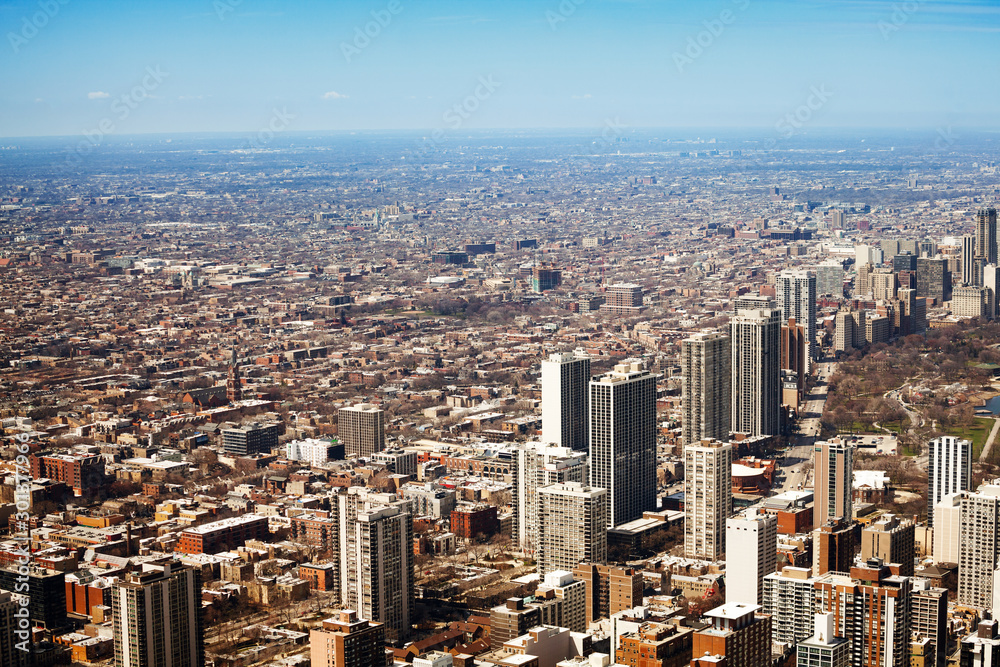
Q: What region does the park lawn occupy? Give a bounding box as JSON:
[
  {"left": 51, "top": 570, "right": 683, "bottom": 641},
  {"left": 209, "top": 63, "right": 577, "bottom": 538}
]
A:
[{"left": 941, "top": 417, "right": 994, "bottom": 459}]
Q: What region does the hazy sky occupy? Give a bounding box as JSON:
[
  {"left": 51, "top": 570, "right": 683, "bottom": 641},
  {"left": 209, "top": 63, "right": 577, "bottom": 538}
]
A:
[{"left": 1, "top": 0, "right": 999, "bottom": 137}]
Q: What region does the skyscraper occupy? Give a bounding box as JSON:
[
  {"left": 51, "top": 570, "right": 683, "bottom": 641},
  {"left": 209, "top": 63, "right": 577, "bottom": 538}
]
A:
[
  {"left": 725, "top": 509, "right": 777, "bottom": 605},
  {"left": 112, "top": 562, "right": 204, "bottom": 667},
  {"left": 977, "top": 208, "right": 998, "bottom": 267},
  {"left": 916, "top": 256, "right": 949, "bottom": 304},
  {"left": 537, "top": 482, "right": 608, "bottom": 576},
  {"left": 731, "top": 308, "right": 781, "bottom": 437},
  {"left": 813, "top": 440, "right": 854, "bottom": 528},
  {"left": 513, "top": 443, "right": 587, "bottom": 552},
  {"left": 762, "top": 567, "right": 818, "bottom": 645},
  {"left": 984, "top": 264, "right": 1000, "bottom": 320},
  {"left": 0, "top": 591, "right": 23, "bottom": 667},
  {"left": 795, "top": 613, "right": 850, "bottom": 667},
  {"left": 958, "top": 480, "right": 1000, "bottom": 608},
  {"left": 541, "top": 352, "right": 591, "bottom": 451},
  {"left": 681, "top": 332, "right": 731, "bottom": 446},
  {"left": 963, "top": 234, "right": 978, "bottom": 286},
  {"left": 927, "top": 436, "right": 972, "bottom": 528},
  {"left": 684, "top": 439, "right": 733, "bottom": 561},
  {"left": 776, "top": 269, "right": 817, "bottom": 360},
  {"left": 860, "top": 514, "right": 915, "bottom": 576},
  {"left": 589, "top": 361, "right": 657, "bottom": 527},
  {"left": 338, "top": 404, "right": 386, "bottom": 458},
  {"left": 814, "top": 259, "right": 845, "bottom": 298}
]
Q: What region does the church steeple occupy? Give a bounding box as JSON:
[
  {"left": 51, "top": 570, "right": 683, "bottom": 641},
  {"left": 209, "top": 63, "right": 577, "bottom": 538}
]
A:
[{"left": 227, "top": 346, "right": 242, "bottom": 403}]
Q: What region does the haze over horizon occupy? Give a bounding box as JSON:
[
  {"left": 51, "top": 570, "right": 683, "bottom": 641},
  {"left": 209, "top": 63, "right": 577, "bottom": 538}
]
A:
[{"left": 2, "top": 0, "right": 1000, "bottom": 139}]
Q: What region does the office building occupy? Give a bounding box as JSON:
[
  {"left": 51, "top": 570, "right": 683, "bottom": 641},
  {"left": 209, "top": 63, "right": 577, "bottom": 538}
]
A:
[
  {"left": 776, "top": 269, "right": 817, "bottom": 359},
  {"left": 684, "top": 439, "right": 733, "bottom": 561},
  {"left": 833, "top": 310, "right": 858, "bottom": 354},
  {"left": 176, "top": 514, "right": 269, "bottom": 554},
  {"left": 866, "top": 315, "right": 891, "bottom": 345},
  {"left": 338, "top": 404, "right": 386, "bottom": 458},
  {"left": 725, "top": 509, "right": 777, "bottom": 605},
  {"left": 730, "top": 308, "right": 781, "bottom": 437},
  {"left": 616, "top": 622, "right": 694, "bottom": 667},
  {"left": 917, "top": 256, "right": 949, "bottom": 304},
  {"left": 572, "top": 563, "right": 644, "bottom": 623},
  {"left": 0, "top": 591, "right": 21, "bottom": 667},
  {"left": 927, "top": 436, "right": 972, "bottom": 528},
  {"left": 796, "top": 613, "right": 849, "bottom": 667},
  {"left": 894, "top": 252, "right": 917, "bottom": 273},
  {"left": 111, "top": 562, "right": 204, "bottom": 667},
  {"left": 960, "top": 620, "right": 1000, "bottom": 667},
  {"left": 813, "top": 440, "right": 854, "bottom": 528},
  {"left": 221, "top": 422, "right": 279, "bottom": 457},
  {"left": 29, "top": 451, "right": 106, "bottom": 497},
  {"left": 860, "top": 514, "right": 915, "bottom": 576},
  {"left": 692, "top": 603, "right": 771, "bottom": 667},
  {"left": 514, "top": 443, "right": 587, "bottom": 553},
  {"left": 762, "top": 567, "right": 818, "bottom": 645},
  {"left": 871, "top": 268, "right": 897, "bottom": 302},
  {"left": 286, "top": 438, "right": 343, "bottom": 468},
  {"left": 977, "top": 208, "right": 998, "bottom": 267},
  {"left": 958, "top": 480, "right": 1000, "bottom": 609},
  {"left": 734, "top": 294, "right": 775, "bottom": 314},
  {"left": 542, "top": 352, "right": 592, "bottom": 451},
  {"left": 813, "top": 519, "right": 855, "bottom": 577},
  {"left": 681, "top": 332, "right": 731, "bottom": 446},
  {"left": 310, "top": 610, "right": 386, "bottom": 667},
  {"left": 911, "top": 580, "right": 948, "bottom": 667},
  {"left": 856, "top": 263, "right": 873, "bottom": 298},
  {"left": 599, "top": 283, "right": 644, "bottom": 316},
  {"left": 0, "top": 565, "right": 66, "bottom": 630},
  {"left": 537, "top": 482, "right": 608, "bottom": 576},
  {"left": 589, "top": 361, "right": 657, "bottom": 527},
  {"left": 781, "top": 317, "right": 808, "bottom": 396}
]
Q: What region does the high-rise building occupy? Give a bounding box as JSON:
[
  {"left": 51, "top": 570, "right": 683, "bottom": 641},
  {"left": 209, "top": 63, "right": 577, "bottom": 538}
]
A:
[
  {"left": 111, "top": 562, "right": 204, "bottom": 667},
  {"left": 870, "top": 268, "right": 897, "bottom": 302},
  {"left": 856, "top": 263, "right": 873, "bottom": 298},
  {"left": 681, "top": 332, "right": 731, "bottom": 446},
  {"left": 917, "top": 256, "right": 949, "bottom": 304},
  {"left": 541, "top": 352, "right": 592, "bottom": 451},
  {"left": 960, "top": 620, "right": 1000, "bottom": 667},
  {"left": 599, "top": 283, "right": 644, "bottom": 316},
  {"left": 814, "top": 260, "right": 845, "bottom": 298},
  {"left": 813, "top": 440, "right": 854, "bottom": 528},
  {"left": 513, "top": 443, "right": 587, "bottom": 552},
  {"left": 310, "top": 610, "right": 386, "bottom": 667},
  {"left": 833, "top": 310, "right": 857, "bottom": 354},
  {"left": 963, "top": 234, "right": 978, "bottom": 286},
  {"left": 692, "top": 603, "right": 772, "bottom": 667},
  {"left": 490, "top": 598, "right": 541, "bottom": 649},
  {"left": 734, "top": 294, "right": 775, "bottom": 314},
  {"left": 911, "top": 580, "right": 948, "bottom": 667},
  {"left": 589, "top": 361, "right": 657, "bottom": 527},
  {"left": 335, "top": 489, "right": 414, "bottom": 642},
  {"left": 338, "top": 404, "right": 386, "bottom": 458},
  {"left": 572, "top": 563, "right": 644, "bottom": 624},
  {"left": 958, "top": 480, "right": 1000, "bottom": 608},
  {"left": 532, "top": 264, "right": 562, "bottom": 293},
  {"left": 730, "top": 308, "right": 781, "bottom": 437},
  {"left": 813, "top": 519, "right": 855, "bottom": 577},
  {"left": 534, "top": 570, "right": 587, "bottom": 633},
  {"left": 762, "top": 566, "right": 817, "bottom": 645},
  {"left": 776, "top": 270, "right": 817, "bottom": 360},
  {"left": 0, "top": 565, "right": 66, "bottom": 630},
  {"left": 927, "top": 436, "right": 972, "bottom": 528},
  {"left": 860, "top": 514, "right": 915, "bottom": 576},
  {"left": 933, "top": 492, "right": 963, "bottom": 564},
  {"left": 781, "top": 317, "right": 808, "bottom": 397},
  {"left": 894, "top": 252, "right": 917, "bottom": 273},
  {"left": 684, "top": 439, "right": 733, "bottom": 561},
  {"left": 815, "top": 562, "right": 912, "bottom": 667},
  {"left": 0, "top": 591, "right": 23, "bottom": 667},
  {"left": 977, "top": 208, "right": 998, "bottom": 267},
  {"left": 796, "top": 613, "right": 850, "bottom": 667},
  {"left": 984, "top": 264, "right": 1000, "bottom": 320},
  {"left": 725, "top": 509, "right": 777, "bottom": 605},
  {"left": 221, "top": 422, "right": 279, "bottom": 457},
  {"left": 537, "top": 482, "right": 608, "bottom": 576}
]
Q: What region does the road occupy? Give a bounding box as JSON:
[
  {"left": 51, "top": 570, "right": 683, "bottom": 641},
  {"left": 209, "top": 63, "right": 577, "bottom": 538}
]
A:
[{"left": 774, "top": 360, "right": 836, "bottom": 495}]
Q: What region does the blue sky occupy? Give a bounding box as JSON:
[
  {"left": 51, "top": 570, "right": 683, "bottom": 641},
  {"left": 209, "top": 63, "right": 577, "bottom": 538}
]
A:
[{"left": 1, "top": 0, "right": 998, "bottom": 137}]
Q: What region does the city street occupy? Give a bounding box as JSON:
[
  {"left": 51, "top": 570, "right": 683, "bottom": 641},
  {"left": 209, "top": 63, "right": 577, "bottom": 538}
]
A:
[{"left": 775, "top": 360, "right": 837, "bottom": 494}]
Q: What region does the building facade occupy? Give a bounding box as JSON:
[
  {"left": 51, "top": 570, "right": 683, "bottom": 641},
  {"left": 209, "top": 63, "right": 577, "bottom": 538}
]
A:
[{"left": 681, "top": 332, "right": 731, "bottom": 446}]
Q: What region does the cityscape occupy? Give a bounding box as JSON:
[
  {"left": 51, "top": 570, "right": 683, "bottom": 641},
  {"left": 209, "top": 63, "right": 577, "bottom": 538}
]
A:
[{"left": 2, "top": 2, "right": 1000, "bottom": 667}]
